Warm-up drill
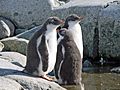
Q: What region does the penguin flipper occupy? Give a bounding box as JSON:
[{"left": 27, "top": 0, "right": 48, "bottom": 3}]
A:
[
  {"left": 38, "top": 35, "right": 49, "bottom": 72},
  {"left": 55, "top": 41, "right": 64, "bottom": 79}
]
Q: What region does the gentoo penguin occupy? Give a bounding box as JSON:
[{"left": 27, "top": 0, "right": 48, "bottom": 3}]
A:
[
  {"left": 55, "top": 14, "right": 84, "bottom": 85},
  {"left": 63, "top": 14, "right": 84, "bottom": 59},
  {"left": 24, "top": 17, "right": 63, "bottom": 80}
]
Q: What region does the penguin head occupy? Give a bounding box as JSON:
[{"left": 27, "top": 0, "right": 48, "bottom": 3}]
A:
[
  {"left": 66, "top": 14, "right": 83, "bottom": 22},
  {"left": 64, "top": 14, "right": 83, "bottom": 28},
  {"left": 46, "top": 17, "right": 64, "bottom": 29}
]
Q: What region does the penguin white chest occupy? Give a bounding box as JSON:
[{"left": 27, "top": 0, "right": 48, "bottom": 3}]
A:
[
  {"left": 68, "top": 22, "right": 83, "bottom": 58},
  {"left": 45, "top": 27, "right": 57, "bottom": 73}
]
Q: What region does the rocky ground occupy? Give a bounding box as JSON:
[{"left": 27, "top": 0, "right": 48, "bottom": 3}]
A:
[{"left": 0, "top": 52, "right": 66, "bottom": 90}]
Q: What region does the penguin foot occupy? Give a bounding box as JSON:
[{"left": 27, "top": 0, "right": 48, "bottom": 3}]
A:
[{"left": 40, "top": 75, "right": 53, "bottom": 81}]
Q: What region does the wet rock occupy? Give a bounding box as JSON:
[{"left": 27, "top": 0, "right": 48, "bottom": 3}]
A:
[
  {"left": 83, "top": 60, "right": 93, "bottom": 67},
  {"left": 0, "top": 77, "right": 23, "bottom": 90},
  {"left": 0, "top": 17, "right": 15, "bottom": 39},
  {"left": 0, "top": 42, "right": 4, "bottom": 52},
  {"left": 0, "top": 37, "right": 28, "bottom": 55},
  {"left": 0, "top": 52, "right": 26, "bottom": 67},
  {"left": 111, "top": 67, "right": 120, "bottom": 73},
  {"left": 16, "top": 26, "right": 41, "bottom": 40}
]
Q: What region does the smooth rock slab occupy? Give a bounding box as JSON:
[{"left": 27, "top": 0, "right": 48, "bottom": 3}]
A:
[
  {"left": 16, "top": 26, "right": 41, "bottom": 40},
  {"left": 0, "top": 52, "right": 26, "bottom": 67},
  {"left": 0, "top": 58, "right": 23, "bottom": 76},
  {"left": 0, "top": 37, "right": 28, "bottom": 55},
  {"left": 0, "top": 77, "right": 23, "bottom": 90},
  {"left": 5, "top": 72, "right": 66, "bottom": 90}
]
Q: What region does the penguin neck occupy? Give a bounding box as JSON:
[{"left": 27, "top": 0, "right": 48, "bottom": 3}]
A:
[
  {"left": 68, "top": 22, "right": 83, "bottom": 59},
  {"left": 68, "top": 22, "right": 81, "bottom": 33},
  {"left": 45, "top": 24, "right": 58, "bottom": 37}
]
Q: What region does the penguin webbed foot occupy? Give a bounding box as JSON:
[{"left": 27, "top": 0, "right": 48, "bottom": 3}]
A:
[{"left": 40, "top": 75, "right": 54, "bottom": 81}]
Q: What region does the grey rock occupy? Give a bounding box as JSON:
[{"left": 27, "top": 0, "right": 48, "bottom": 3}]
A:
[
  {"left": 15, "top": 28, "right": 27, "bottom": 35},
  {"left": 111, "top": 67, "right": 120, "bottom": 73},
  {"left": 0, "top": 58, "right": 23, "bottom": 76},
  {"left": 0, "top": 52, "right": 26, "bottom": 67},
  {"left": 0, "top": 42, "right": 4, "bottom": 52},
  {"left": 0, "top": 17, "right": 15, "bottom": 39},
  {"left": 0, "top": 58, "right": 66, "bottom": 90},
  {"left": 83, "top": 60, "right": 93, "bottom": 67},
  {"left": 0, "top": 0, "right": 51, "bottom": 29},
  {"left": 5, "top": 72, "right": 66, "bottom": 90},
  {"left": 0, "top": 37, "right": 28, "bottom": 55},
  {"left": 0, "top": 77, "right": 23, "bottom": 90},
  {"left": 16, "top": 26, "right": 41, "bottom": 40},
  {"left": 99, "top": 1, "right": 120, "bottom": 58}
]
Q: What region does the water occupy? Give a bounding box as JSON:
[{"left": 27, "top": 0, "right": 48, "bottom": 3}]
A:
[{"left": 63, "top": 66, "right": 120, "bottom": 90}]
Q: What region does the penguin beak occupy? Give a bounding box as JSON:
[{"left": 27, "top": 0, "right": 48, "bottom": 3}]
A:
[{"left": 78, "top": 16, "right": 84, "bottom": 21}]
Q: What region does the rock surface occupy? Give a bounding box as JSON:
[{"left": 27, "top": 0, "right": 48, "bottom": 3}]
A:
[
  {"left": 99, "top": 1, "right": 120, "bottom": 59},
  {"left": 0, "top": 37, "right": 28, "bottom": 55},
  {"left": 0, "top": 77, "right": 23, "bottom": 90},
  {"left": 0, "top": 59, "right": 23, "bottom": 76},
  {"left": 16, "top": 26, "right": 41, "bottom": 40},
  {"left": 0, "top": 0, "right": 51, "bottom": 28},
  {"left": 111, "top": 67, "right": 120, "bottom": 73},
  {"left": 0, "top": 52, "right": 26, "bottom": 67},
  {"left": 0, "top": 56, "right": 66, "bottom": 90},
  {"left": 0, "top": 17, "right": 15, "bottom": 39}
]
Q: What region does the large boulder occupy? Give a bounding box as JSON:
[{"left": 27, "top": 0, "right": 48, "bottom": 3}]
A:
[
  {"left": 99, "top": 1, "right": 120, "bottom": 60},
  {"left": 0, "top": 52, "right": 26, "bottom": 67},
  {"left": 0, "top": 0, "right": 51, "bottom": 29},
  {"left": 0, "top": 17, "right": 15, "bottom": 39},
  {"left": 0, "top": 77, "right": 23, "bottom": 90},
  {"left": 0, "top": 37, "right": 28, "bottom": 55}
]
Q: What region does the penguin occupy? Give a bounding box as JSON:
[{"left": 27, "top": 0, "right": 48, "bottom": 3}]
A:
[
  {"left": 24, "top": 16, "right": 63, "bottom": 81},
  {"left": 55, "top": 14, "right": 84, "bottom": 85},
  {"left": 55, "top": 28, "right": 84, "bottom": 87},
  {"left": 63, "top": 14, "right": 84, "bottom": 59}
]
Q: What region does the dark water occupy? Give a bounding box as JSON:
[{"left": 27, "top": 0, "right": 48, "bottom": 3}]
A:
[{"left": 63, "top": 67, "right": 120, "bottom": 90}]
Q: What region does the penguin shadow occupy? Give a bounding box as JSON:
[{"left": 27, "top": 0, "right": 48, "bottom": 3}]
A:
[{"left": 0, "top": 68, "right": 30, "bottom": 77}]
